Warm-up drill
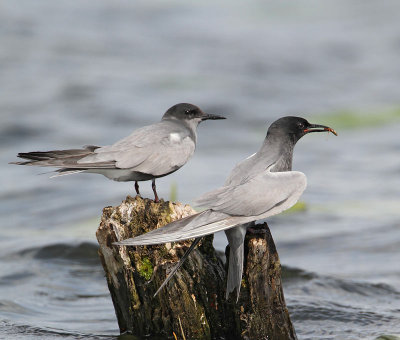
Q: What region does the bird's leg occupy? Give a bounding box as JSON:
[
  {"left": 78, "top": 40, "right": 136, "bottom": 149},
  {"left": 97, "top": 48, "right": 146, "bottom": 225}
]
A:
[
  {"left": 134, "top": 181, "right": 140, "bottom": 196},
  {"left": 152, "top": 179, "right": 159, "bottom": 203}
]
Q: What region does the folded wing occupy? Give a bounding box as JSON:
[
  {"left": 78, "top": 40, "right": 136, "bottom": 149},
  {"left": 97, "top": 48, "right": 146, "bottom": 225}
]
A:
[
  {"left": 78, "top": 122, "right": 195, "bottom": 176},
  {"left": 195, "top": 170, "right": 307, "bottom": 217},
  {"left": 116, "top": 170, "right": 307, "bottom": 246},
  {"left": 115, "top": 210, "right": 230, "bottom": 246}
]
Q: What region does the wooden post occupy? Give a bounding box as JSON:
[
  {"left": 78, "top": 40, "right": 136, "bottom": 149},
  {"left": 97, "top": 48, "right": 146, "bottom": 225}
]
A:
[
  {"left": 234, "top": 223, "right": 297, "bottom": 340},
  {"left": 96, "top": 195, "right": 297, "bottom": 340}
]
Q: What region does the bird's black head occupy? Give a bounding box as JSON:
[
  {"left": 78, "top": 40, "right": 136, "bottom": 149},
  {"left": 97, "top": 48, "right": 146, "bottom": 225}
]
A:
[
  {"left": 162, "top": 103, "right": 226, "bottom": 123},
  {"left": 267, "top": 116, "right": 337, "bottom": 144}
]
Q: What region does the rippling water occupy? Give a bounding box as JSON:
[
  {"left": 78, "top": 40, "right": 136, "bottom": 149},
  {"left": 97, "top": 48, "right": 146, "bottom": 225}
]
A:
[{"left": 1, "top": 1, "right": 400, "bottom": 339}]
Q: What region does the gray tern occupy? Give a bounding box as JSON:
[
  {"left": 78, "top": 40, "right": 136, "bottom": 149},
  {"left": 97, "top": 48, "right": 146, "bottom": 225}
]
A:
[
  {"left": 115, "top": 116, "right": 337, "bottom": 300},
  {"left": 11, "top": 103, "right": 225, "bottom": 201}
]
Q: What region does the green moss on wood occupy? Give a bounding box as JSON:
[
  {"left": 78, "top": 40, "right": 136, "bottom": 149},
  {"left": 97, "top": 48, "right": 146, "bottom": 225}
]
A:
[{"left": 136, "top": 257, "right": 154, "bottom": 281}]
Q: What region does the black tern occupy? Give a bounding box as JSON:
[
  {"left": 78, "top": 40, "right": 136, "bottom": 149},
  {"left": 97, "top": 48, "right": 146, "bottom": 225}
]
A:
[
  {"left": 11, "top": 103, "right": 225, "bottom": 202},
  {"left": 115, "top": 116, "right": 337, "bottom": 300}
]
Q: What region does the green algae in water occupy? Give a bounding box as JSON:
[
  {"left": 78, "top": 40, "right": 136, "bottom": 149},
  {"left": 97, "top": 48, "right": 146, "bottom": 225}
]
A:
[
  {"left": 281, "top": 201, "right": 307, "bottom": 215},
  {"left": 310, "top": 107, "right": 400, "bottom": 130},
  {"left": 375, "top": 336, "right": 400, "bottom": 340}
]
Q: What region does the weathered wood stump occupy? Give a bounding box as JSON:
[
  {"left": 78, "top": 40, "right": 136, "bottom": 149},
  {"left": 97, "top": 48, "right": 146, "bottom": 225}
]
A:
[{"left": 96, "top": 195, "right": 297, "bottom": 340}]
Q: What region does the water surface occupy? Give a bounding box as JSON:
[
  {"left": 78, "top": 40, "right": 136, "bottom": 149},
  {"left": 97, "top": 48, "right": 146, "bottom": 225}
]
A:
[{"left": 1, "top": 1, "right": 400, "bottom": 339}]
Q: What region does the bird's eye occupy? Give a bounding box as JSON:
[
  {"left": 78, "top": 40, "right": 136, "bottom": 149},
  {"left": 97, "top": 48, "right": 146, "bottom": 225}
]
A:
[
  {"left": 297, "top": 122, "right": 305, "bottom": 129},
  {"left": 185, "top": 109, "right": 194, "bottom": 115}
]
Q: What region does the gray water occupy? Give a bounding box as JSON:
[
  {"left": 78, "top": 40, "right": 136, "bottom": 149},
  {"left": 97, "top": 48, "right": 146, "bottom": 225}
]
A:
[{"left": 1, "top": 1, "right": 400, "bottom": 339}]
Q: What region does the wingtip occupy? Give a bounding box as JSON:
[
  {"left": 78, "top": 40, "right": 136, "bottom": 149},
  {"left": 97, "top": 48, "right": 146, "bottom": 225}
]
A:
[
  {"left": 153, "top": 286, "right": 164, "bottom": 298},
  {"left": 112, "top": 239, "right": 139, "bottom": 246},
  {"left": 112, "top": 241, "right": 126, "bottom": 246}
]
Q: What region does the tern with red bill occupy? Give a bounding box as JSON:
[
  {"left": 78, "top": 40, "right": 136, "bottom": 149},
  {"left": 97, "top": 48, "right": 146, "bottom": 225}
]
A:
[{"left": 115, "top": 116, "right": 337, "bottom": 300}]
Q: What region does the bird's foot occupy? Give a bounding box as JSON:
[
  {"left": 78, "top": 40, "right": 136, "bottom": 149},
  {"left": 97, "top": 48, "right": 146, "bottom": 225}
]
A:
[{"left": 247, "top": 222, "right": 268, "bottom": 235}]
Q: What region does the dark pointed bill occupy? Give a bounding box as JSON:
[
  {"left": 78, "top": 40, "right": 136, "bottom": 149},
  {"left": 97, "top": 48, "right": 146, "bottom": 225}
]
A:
[
  {"left": 304, "top": 124, "right": 338, "bottom": 136},
  {"left": 201, "top": 113, "right": 226, "bottom": 121}
]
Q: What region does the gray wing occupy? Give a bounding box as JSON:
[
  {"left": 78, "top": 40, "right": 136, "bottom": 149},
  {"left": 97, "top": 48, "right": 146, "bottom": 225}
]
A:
[
  {"left": 223, "top": 149, "right": 278, "bottom": 187},
  {"left": 223, "top": 153, "right": 258, "bottom": 186},
  {"left": 78, "top": 122, "right": 195, "bottom": 176},
  {"left": 115, "top": 170, "right": 307, "bottom": 246},
  {"left": 115, "top": 210, "right": 232, "bottom": 246},
  {"left": 194, "top": 170, "right": 307, "bottom": 217}
]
